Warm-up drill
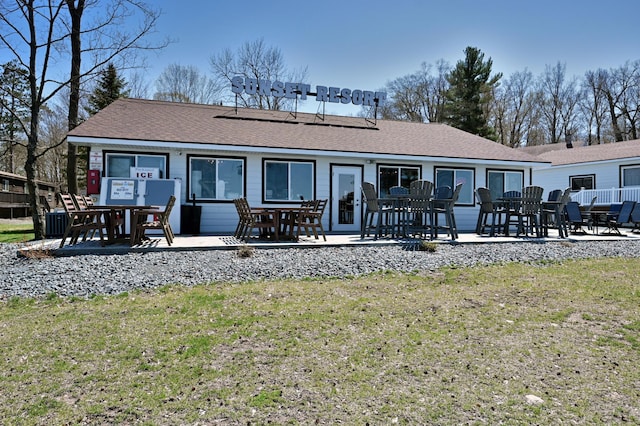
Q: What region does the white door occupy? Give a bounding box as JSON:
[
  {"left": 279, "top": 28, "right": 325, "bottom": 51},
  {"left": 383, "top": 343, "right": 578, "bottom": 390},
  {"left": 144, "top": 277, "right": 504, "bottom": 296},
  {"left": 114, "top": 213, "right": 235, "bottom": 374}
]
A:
[{"left": 331, "top": 165, "right": 362, "bottom": 232}]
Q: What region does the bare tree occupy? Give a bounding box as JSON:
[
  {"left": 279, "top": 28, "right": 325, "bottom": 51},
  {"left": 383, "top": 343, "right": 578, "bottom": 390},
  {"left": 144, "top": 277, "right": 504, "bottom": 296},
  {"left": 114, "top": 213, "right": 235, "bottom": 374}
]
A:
[
  {"left": 127, "top": 69, "right": 151, "bottom": 98},
  {"left": 0, "top": 0, "right": 167, "bottom": 238},
  {"left": 381, "top": 60, "right": 450, "bottom": 123},
  {"left": 64, "top": 0, "right": 168, "bottom": 195},
  {"left": 537, "top": 62, "right": 579, "bottom": 144},
  {"left": 210, "top": 38, "right": 308, "bottom": 110},
  {"left": 492, "top": 69, "right": 536, "bottom": 147},
  {"left": 613, "top": 61, "right": 640, "bottom": 141},
  {"left": 580, "top": 69, "right": 611, "bottom": 144},
  {"left": 153, "top": 63, "right": 221, "bottom": 104}
]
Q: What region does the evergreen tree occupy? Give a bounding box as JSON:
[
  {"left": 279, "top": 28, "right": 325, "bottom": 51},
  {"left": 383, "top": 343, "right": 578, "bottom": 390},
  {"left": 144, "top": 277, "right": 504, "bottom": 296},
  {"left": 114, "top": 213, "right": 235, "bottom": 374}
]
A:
[
  {"left": 0, "top": 60, "right": 30, "bottom": 173},
  {"left": 444, "top": 46, "right": 502, "bottom": 139},
  {"left": 86, "top": 63, "right": 129, "bottom": 116}
]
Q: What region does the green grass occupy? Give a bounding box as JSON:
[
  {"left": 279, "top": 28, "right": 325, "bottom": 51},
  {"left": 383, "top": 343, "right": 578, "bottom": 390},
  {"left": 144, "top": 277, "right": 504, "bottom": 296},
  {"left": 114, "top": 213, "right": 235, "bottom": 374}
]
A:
[
  {"left": 0, "top": 221, "right": 34, "bottom": 243},
  {"left": 1, "top": 258, "right": 639, "bottom": 424}
]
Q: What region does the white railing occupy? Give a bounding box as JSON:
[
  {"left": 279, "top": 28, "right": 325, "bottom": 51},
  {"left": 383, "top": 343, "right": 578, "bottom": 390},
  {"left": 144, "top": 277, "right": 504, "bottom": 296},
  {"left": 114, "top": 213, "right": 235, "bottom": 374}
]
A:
[{"left": 572, "top": 187, "right": 640, "bottom": 206}]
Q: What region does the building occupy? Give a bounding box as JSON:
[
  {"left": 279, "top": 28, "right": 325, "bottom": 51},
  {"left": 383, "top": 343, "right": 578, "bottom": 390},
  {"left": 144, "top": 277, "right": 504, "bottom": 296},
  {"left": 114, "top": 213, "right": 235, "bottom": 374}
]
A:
[
  {"left": 65, "top": 98, "right": 548, "bottom": 234},
  {"left": 527, "top": 140, "right": 640, "bottom": 205},
  {"left": 0, "top": 170, "right": 56, "bottom": 219}
]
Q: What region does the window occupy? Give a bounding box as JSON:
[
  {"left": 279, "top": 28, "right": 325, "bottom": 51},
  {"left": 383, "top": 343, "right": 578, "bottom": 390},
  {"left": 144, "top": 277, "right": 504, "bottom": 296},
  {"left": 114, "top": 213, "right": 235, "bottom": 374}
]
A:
[
  {"left": 105, "top": 153, "right": 167, "bottom": 178},
  {"left": 378, "top": 165, "right": 420, "bottom": 197},
  {"left": 435, "top": 167, "right": 475, "bottom": 205},
  {"left": 621, "top": 165, "right": 640, "bottom": 187},
  {"left": 264, "top": 160, "right": 314, "bottom": 201},
  {"left": 487, "top": 170, "right": 523, "bottom": 200},
  {"left": 570, "top": 174, "right": 595, "bottom": 191},
  {"left": 2, "top": 179, "right": 8, "bottom": 191},
  {"left": 189, "top": 156, "right": 244, "bottom": 201}
]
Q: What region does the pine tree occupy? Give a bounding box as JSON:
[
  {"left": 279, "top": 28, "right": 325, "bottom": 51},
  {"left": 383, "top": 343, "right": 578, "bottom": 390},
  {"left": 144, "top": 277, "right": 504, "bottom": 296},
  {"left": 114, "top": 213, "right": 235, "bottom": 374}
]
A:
[
  {"left": 0, "top": 60, "right": 30, "bottom": 173},
  {"left": 444, "top": 47, "right": 502, "bottom": 140},
  {"left": 86, "top": 63, "right": 129, "bottom": 116}
]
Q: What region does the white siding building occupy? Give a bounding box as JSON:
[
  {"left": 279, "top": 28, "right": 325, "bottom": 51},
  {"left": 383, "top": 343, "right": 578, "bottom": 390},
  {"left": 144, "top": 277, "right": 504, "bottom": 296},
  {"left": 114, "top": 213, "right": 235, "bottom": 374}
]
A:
[{"left": 66, "top": 98, "right": 549, "bottom": 235}]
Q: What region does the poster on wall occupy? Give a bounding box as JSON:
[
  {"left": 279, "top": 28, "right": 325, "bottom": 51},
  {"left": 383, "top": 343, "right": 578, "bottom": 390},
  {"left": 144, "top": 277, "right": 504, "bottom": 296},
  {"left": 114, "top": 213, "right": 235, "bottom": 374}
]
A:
[
  {"left": 89, "top": 151, "right": 102, "bottom": 171},
  {"left": 110, "top": 180, "right": 135, "bottom": 200}
]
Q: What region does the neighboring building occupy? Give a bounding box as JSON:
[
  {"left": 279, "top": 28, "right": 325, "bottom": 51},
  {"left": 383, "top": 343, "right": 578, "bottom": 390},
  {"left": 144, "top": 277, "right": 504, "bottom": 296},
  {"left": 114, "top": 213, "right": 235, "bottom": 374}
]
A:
[
  {"left": 526, "top": 140, "right": 640, "bottom": 205},
  {"left": 0, "top": 171, "right": 56, "bottom": 218},
  {"left": 65, "top": 98, "right": 548, "bottom": 234}
]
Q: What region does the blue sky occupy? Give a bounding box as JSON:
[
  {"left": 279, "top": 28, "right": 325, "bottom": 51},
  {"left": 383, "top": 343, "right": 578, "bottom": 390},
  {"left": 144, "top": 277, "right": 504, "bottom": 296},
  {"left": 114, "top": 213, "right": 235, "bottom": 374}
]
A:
[
  {"left": 2, "top": 1, "right": 636, "bottom": 115},
  {"left": 143, "top": 0, "right": 639, "bottom": 114}
]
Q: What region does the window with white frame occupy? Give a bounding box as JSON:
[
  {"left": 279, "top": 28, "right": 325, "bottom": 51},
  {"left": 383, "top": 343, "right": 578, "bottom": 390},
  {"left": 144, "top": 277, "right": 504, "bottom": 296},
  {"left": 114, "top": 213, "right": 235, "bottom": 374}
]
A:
[
  {"left": 435, "top": 167, "right": 474, "bottom": 205},
  {"left": 621, "top": 165, "right": 640, "bottom": 187},
  {"left": 378, "top": 165, "right": 420, "bottom": 197},
  {"left": 105, "top": 153, "right": 167, "bottom": 178},
  {"left": 570, "top": 174, "right": 595, "bottom": 191},
  {"left": 189, "top": 156, "right": 244, "bottom": 201},
  {"left": 264, "top": 160, "right": 314, "bottom": 201},
  {"left": 487, "top": 170, "right": 523, "bottom": 200}
]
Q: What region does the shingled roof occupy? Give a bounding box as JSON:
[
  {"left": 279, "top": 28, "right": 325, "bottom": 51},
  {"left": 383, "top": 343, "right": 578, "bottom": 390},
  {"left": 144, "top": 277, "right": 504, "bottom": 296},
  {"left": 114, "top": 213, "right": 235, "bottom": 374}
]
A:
[
  {"left": 68, "top": 98, "right": 546, "bottom": 164},
  {"left": 521, "top": 139, "right": 640, "bottom": 166}
]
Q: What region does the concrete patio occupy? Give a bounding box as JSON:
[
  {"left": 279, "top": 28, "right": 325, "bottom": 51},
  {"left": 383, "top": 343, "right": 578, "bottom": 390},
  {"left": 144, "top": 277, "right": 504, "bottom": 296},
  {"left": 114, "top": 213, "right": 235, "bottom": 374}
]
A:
[{"left": 26, "top": 226, "right": 640, "bottom": 256}]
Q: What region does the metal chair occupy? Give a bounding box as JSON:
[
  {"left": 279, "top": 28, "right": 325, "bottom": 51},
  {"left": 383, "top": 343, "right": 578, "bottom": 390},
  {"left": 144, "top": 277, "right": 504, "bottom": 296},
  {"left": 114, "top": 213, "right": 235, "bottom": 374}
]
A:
[
  {"left": 565, "top": 201, "right": 590, "bottom": 234},
  {"left": 603, "top": 200, "right": 636, "bottom": 235}
]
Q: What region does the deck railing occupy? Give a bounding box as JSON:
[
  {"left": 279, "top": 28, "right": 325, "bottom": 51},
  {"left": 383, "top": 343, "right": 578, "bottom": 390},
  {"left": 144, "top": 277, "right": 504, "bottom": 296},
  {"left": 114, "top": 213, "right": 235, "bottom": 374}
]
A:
[{"left": 572, "top": 187, "right": 640, "bottom": 206}]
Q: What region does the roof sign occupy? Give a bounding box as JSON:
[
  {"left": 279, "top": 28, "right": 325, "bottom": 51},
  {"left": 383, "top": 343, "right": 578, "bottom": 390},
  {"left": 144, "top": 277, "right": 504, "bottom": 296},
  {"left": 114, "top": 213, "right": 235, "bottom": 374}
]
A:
[{"left": 231, "top": 77, "right": 386, "bottom": 107}]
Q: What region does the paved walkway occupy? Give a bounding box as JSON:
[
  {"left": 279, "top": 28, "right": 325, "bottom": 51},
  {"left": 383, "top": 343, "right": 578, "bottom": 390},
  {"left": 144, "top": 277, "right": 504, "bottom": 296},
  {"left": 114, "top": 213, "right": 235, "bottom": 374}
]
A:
[{"left": 28, "top": 227, "right": 640, "bottom": 256}]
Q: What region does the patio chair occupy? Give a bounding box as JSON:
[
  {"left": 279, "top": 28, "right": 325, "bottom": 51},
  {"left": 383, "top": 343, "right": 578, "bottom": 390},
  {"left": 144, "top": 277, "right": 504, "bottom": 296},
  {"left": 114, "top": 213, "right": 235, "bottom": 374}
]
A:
[
  {"left": 132, "top": 195, "right": 176, "bottom": 246},
  {"left": 295, "top": 199, "right": 328, "bottom": 241},
  {"left": 407, "top": 180, "right": 434, "bottom": 238},
  {"left": 361, "top": 181, "right": 393, "bottom": 240},
  {"left": 547, "top": 189, "right": 562, "bottom": 202},
  {"left": 541, "top": 187, "right": 571, "bottom": 238},
  {"left": 583, "top": 196, "right": 597, "bottom": 214},
  {"left": 409, "top": 180, "right": 433, "bottom": 199},
  {"left": 565, "top": 201, "right": 590, "bottom": 234},
  {"left": 475, "top": 187, "right": 504, "bottom": 236},
  {"left": 234, "top": 197, "right": 279, "bottom": 242},
  {"left": 631, "top": 202, "right": 640, "bottom": 233},
  {"left": 432, "top": 183, "right": 463, "bottom": 240},
  {"left": 389, "top": 186, "right": 409, "bottom": 196},
  {"left": 58, "top": 193, "right": 108, "bottom": 248},
  {"left": 505, "top": 185, "right": 543, "bottom": 237},
  {"left": 603, "top": 200, "right": 636, "bottom": 235}
]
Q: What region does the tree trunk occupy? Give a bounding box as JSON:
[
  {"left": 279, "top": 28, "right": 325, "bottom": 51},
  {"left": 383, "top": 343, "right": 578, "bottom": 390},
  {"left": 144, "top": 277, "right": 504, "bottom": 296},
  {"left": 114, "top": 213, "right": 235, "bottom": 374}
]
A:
[
  {"left": 65, "top": 0, "right": 84, "bottom": 195},
  {"left": 25, "top": 133, "right": 44, "bottom": 240}
]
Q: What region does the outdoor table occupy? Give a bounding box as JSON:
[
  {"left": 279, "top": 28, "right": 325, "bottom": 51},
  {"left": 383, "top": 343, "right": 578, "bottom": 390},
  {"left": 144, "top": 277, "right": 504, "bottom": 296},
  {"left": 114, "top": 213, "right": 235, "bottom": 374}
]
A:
[
  {"left": 375, "top": 196, "right": 415, "bottom": 238},
  {"left": 259, "top": 205, "right": 314, "bottom": 241},
  {"left": 91, "top": 204, "right": 157, "bottom": 244}
]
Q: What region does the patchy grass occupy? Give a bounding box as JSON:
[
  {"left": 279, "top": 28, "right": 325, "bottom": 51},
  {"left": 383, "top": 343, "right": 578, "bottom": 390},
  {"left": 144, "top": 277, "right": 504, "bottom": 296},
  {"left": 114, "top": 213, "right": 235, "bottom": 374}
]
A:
[
  {"left": 0, "top": 258, "right": 639, "bottom": 424},
  {"left": 0, "top": 221, "right": 34, "bottom": 243}
]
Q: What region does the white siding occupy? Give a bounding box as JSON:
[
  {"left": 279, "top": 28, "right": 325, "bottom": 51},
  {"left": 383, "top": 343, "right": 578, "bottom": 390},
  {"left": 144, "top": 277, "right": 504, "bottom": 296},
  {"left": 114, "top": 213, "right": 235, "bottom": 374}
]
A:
[{"left": 88, "top": 144, "right": 537, "bottom": 235}]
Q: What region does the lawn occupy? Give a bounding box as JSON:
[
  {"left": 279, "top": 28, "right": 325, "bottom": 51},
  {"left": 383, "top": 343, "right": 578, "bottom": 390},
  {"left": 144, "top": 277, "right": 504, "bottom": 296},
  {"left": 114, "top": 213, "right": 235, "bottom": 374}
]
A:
[
  {"left": 0, "top": 220, "right": 34, "bottom": 244},
  {"left": 1, "top": 256, "right": 639, "bottom": 424}
]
